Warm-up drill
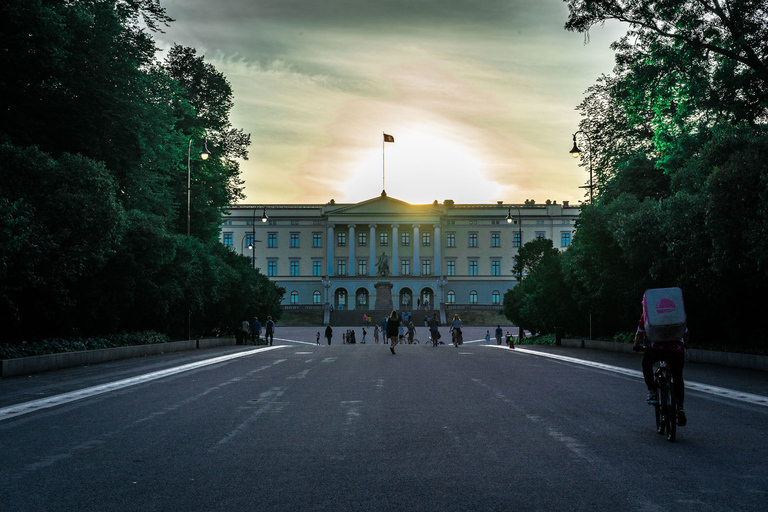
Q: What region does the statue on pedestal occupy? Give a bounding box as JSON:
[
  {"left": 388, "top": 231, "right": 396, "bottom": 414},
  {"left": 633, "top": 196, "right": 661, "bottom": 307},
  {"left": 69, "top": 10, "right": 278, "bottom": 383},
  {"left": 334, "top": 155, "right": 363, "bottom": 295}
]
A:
[{"left": 376, "top": 252, "right": 390, "bottom": 278}]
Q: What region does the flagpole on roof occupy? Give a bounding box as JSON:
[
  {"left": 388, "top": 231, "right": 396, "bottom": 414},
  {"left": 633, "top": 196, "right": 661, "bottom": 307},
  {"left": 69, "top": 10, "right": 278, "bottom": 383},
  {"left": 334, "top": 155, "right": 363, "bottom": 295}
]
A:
[{"left": 382, "top": 133, "right": 394, "bottom": 196}]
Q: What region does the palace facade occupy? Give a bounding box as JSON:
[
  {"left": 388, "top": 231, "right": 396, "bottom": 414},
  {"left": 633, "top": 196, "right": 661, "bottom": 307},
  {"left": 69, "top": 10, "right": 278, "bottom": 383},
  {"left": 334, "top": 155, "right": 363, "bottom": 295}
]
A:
[{"left": 221, "top": 193, "right": 579, "bottom": 318}]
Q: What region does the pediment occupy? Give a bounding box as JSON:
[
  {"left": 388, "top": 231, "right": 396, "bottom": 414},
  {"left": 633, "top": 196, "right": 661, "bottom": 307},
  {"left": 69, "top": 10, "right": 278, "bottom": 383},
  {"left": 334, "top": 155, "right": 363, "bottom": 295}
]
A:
[{"left": 327, "top": 195, "right": 443, "bottom": 220}]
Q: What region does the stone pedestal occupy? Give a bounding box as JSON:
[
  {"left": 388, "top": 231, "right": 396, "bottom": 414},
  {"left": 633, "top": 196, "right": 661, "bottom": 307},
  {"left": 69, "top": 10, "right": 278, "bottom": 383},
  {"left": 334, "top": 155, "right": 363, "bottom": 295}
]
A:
[{"left": 374, "top": 281, "right": 394, "bottom": 312}]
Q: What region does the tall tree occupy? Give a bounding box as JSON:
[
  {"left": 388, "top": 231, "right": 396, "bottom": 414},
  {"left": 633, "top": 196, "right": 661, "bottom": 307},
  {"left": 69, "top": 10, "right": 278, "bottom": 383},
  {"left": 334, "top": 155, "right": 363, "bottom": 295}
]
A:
[{"left": 163, "top": 45, "right": 248, "bottom": 242}]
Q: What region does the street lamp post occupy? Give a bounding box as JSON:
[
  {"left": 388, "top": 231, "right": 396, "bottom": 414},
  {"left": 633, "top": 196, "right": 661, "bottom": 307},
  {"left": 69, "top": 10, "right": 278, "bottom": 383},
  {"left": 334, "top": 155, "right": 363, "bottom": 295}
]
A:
[
  {"left": 507, "top": 206, "right": 523, "bottom": 280},
  {"left": 246, "top": 207, "right": 267, "bottom": 269},
  {"left": 185, "top": 135, "right": 210, "bottom": 341},
  {"left": 569, "top": 130, "right": 593, "bottom": 203},
  {"left": 187, "top": 136, "right": 211, "bottom": 236}
]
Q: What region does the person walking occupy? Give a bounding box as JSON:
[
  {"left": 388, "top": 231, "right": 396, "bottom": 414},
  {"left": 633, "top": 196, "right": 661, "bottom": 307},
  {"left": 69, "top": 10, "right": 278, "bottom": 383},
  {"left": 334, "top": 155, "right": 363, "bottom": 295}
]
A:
[
  {"left": 265, "top": 316, "right": 275, "bottom": 346},
  {"left": 495, "top": 325, "right": 503, "bottom": 346},
  {"left": 386, "top": 310, "right": 400, "bottom": 354},
  {"left": 316, "top": 331, "right": 320, "bottom": 345},
  {"left": 407, "top": 321, "right": 415, "bottom": 344},
  {"left": 428, "top": 314, "right": 440, "bottom": 347},
  {"left": 381, "top": 317, "right": 388, "bottom": 344},
  {"left": 252, "top": 317, "right": 262, "bottom": 345},
  {"left": 239, "top": 319, "right": 251, "bottom": 345},
  {"left": 362, "top": 327, "right": 367, "bottom": 344},
  {"left": 325, "top": 324, "right": 333, "bottom": 345},
  {"left": 485, "top": 331, "right": 491, "bottom": 345},
  {"left": 374, "top": 325, "right": 380, "bottom": 344}
]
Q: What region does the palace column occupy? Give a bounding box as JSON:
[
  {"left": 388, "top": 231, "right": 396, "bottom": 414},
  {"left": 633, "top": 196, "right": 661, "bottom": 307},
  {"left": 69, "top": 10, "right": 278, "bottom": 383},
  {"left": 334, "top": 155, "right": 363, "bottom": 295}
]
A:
[
  {"left": 413, "top": 225, "right": 420, "bottom": 276},
  {"left": 433, "top": 224, "right": 441, "bottom": 275},
  {"left": 327, "top": 224, "right": 335, "bottom": 275},
  {"left": 348, "top": 224, "right": 355, "bottom": 276},
  {"left": 369, "top": 224, "right": 377, "bottom": 276},
  {"left": 391, "top": 224, "right": 399, "bottom": 276}
]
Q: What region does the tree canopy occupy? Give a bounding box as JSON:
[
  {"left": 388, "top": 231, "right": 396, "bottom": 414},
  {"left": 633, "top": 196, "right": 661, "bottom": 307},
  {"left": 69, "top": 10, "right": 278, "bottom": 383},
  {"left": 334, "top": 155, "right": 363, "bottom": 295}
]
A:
[
  {"left": 0, "top": 0, "right": 282, "bottom": 343},
  {"left": 504, "top": 2, "right": 768, "bottom": 349}
]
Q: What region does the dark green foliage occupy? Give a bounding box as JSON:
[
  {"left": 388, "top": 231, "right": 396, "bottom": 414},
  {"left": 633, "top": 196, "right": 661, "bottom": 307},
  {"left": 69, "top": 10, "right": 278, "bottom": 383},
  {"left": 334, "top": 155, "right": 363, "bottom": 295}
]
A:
[
  {"left": 0, "top": 331, "right": 170, "bottom": 360},
  {"left": 503, "top": 239, "right": 584, "bottom": 335},
  {"left": 0, "top": 1, "right": 283, "bottom": 345},
  {"left": 505, "top": 2, "right": 768, "bottom": 349}
]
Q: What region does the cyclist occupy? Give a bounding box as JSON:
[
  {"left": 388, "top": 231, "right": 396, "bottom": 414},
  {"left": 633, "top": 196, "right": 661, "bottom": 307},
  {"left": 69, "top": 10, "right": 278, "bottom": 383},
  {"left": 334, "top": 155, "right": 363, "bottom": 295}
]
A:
[
  {"left": 449, "top": 314, "right": 463, "bottom": 347},
  {"left": 633, "top": 313, "right": 688, "bottom": 426}
]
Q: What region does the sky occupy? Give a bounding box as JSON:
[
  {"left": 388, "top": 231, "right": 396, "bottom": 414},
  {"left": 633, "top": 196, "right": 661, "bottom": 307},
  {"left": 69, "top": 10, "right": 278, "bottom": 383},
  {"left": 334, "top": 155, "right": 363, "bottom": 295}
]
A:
[{"left": 155, "top": 0, "right": 627, "bottom": 206}]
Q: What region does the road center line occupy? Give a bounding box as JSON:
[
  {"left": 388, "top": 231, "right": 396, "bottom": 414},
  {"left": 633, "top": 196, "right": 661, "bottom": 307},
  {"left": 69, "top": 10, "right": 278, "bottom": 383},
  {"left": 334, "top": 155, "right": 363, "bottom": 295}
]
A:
[
  {"left": 0, "top": 345, "right": 287, "bottom": 422},
  {"left": 487, "top": 345, "right": 768, "bottom": 408}
]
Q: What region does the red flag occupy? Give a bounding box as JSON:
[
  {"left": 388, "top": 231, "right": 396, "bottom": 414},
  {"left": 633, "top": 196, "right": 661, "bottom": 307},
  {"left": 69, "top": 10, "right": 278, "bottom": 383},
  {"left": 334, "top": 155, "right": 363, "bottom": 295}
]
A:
[{"left": 383, "top": 133, "right": 394, "bottom": 143}]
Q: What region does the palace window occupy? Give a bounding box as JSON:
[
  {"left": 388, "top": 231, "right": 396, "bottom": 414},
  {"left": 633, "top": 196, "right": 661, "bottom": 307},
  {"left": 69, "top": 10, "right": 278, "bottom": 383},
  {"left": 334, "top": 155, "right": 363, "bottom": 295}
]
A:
[
  {"left": 313, "top": 260, "right": 322, "bottom": 276},
  {"left": 290, "top": 291, "right": 299, "bottom": 304},
  {"left": 358, "top": 232, "right": 367, "bottom": 246},
  {"left": 223, "top": 233, "right": 233, "bottom": 247},
  {"left": 491, "top": 260, "right": 501, "bottom": 276},
  {"left": 561, "top": 231, "right": 571, "bottom": 247},
  {"left": 469, "top": 260, "right": 478, "bottom": 276},
  {"left": 313, "top": 291, "right": 322, "bottom": 304},
  {"left": 401, "top": 232, "right": 410, "bottom": 246},
  {"left": 422, "top": 232, "right": 431, "bottom": 246},
  {"left": 380, "top": 232, "right": 389, "bottom": 246},
  {"left": 290, "top": 260, "right": 300, "bottom": 276},
  {"left": 267, "top": 260, "right": 277, "bottom": 276},
  {"left": 446, "top": 260, "right": 455, "bottom": 276},
  {"left": 268, "top": 233, "right": 277, "bottom": 248},
  {"left": 491, "top": 232, "right": 500, "bottom": 247},
  {"left": 290, "top": 233, "right": 300, "bottom": 248},
  {"left": 337, "top": 232, "right": 346, "bottom": 246},
  {"left": 313, "top": 233, "right": 322, "bottom": 248},
  {"left": 447, "top": 291, "right": 455, "bottom": 304},
  {"left": 469, "top": 233, "right": 478, "bottom": 248}
]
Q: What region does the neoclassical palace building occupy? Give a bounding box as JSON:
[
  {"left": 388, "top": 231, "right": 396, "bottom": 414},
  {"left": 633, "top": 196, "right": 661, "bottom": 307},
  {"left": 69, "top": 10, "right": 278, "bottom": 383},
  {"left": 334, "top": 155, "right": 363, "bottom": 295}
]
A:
[{"left": 221, "top": 193, "right": 579, "bottom": 318}]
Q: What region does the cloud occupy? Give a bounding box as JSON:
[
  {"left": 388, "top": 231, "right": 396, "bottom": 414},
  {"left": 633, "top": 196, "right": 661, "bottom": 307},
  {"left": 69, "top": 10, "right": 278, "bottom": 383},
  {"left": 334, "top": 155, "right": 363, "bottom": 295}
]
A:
[{"left": 157, "top": 0, "right": 627, "bottom": 205}]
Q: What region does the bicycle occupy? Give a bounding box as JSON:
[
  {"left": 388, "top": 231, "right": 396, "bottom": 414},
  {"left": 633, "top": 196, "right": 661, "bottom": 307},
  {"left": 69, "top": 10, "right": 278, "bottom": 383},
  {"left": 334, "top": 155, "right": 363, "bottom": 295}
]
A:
[
  {"left": 450, "top": 329, "right": 463, "bottom": 347},
  {"left": 635, "top": 346, "right": 678, "bottom": 442},
  {"left": 653, "top": 359, "right": 678, "bottom": 442}
]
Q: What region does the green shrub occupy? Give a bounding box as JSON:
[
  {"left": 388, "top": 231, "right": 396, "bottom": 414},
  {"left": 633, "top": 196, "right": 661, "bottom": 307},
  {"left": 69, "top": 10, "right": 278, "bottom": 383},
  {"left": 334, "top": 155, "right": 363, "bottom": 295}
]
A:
[
  {"left": 0, "top": 331, "right": 170, "bottom": 359},
  {"left": 519, "top": 333, "right": 556, "bottom": 345}
]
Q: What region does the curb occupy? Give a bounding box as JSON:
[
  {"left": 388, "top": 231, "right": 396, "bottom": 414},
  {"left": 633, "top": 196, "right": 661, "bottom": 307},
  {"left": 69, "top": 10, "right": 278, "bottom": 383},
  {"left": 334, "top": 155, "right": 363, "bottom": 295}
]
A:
[{"left": 560, "top": 339, "right": 767, "bottom": 372}]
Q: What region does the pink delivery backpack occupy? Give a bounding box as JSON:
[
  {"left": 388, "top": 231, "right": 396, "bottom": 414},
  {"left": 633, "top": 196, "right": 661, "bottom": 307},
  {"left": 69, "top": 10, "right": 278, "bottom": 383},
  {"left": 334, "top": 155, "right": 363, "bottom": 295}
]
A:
[{"left": 642, "top": 287, "right": 686, "bottom": 343}]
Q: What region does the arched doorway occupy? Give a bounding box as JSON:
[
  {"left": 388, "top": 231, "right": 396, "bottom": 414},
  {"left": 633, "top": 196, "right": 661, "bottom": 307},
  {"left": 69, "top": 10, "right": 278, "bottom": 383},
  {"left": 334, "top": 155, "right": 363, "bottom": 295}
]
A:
[
  {"left": 334, "top": 288, "right": 348, "bottom": 310},
  {"left": 399, "top": 287, "right": 413, "bottom": 309},
  {"left": 355, "top": 288, "right": 369, "bottom": 310},
  {"left": 420, "top": 288, "right": 434, "bottom": 310}
]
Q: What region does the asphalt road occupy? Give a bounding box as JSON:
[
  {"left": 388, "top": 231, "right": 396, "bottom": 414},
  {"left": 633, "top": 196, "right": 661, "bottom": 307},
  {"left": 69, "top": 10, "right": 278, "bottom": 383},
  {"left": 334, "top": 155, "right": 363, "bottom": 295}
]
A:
[{"left": 1, "top": 326, "right": 767, "bottom": 511}]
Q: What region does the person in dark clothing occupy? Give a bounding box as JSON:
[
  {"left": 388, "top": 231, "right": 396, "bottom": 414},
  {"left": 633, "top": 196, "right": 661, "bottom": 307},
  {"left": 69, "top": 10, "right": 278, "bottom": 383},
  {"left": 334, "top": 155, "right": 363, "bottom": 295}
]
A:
[
  {"left": 324, "top": 324, "right": 333, "bottom": 345},
  {"left": 265, "top": 316, "right": 275, "bottom": 345},
  {"left": 386, "top": 310, "right": 400, "bottom": 354}
]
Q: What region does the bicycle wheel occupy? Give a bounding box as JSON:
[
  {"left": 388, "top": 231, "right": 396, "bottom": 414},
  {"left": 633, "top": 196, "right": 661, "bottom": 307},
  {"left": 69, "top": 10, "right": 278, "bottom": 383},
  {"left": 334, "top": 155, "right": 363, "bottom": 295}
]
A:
[
  {"left": 667, "top": 379, "right": 677, "bottom": 442},
  {"left": 655, "top": 401, "right": 663, "bottom": 434},
  {"left": 655, "top": 381, "right": 665, "bottom": 435}
]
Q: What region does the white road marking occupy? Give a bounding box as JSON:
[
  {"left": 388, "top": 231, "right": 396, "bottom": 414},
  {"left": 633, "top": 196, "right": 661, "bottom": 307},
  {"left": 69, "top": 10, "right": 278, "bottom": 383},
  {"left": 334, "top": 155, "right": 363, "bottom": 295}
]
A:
[
  {"left": 0, "top": 346, "right": 287, "bottom": 422},
  {"left": 487, "top": 345, "right": 768, "bottom": 408}
]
